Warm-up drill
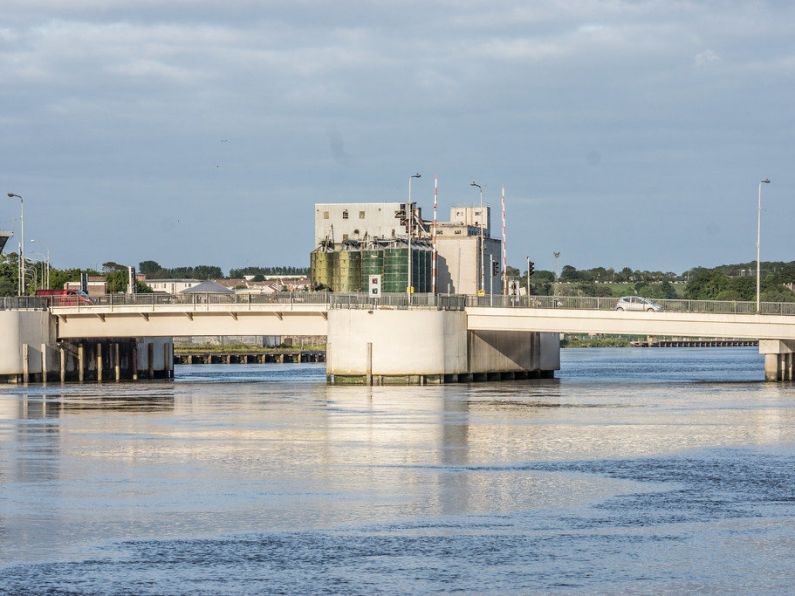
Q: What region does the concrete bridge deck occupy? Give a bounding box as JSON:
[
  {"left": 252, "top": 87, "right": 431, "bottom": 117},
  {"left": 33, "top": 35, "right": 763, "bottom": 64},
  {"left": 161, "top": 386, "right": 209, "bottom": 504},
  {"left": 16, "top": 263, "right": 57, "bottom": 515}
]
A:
[{"left": 47, "top": 292, "right": 795, "bottom": 341}]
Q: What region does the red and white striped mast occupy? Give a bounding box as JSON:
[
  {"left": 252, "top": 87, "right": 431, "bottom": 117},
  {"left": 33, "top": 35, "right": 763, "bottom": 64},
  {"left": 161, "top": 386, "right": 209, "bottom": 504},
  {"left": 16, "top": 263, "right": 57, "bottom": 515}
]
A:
[
  {"left": 432, "top": 176, "right": 438, "bottom": 295},
  {"left": 501, "top": 185, "right": 507, "bottom": 295}
]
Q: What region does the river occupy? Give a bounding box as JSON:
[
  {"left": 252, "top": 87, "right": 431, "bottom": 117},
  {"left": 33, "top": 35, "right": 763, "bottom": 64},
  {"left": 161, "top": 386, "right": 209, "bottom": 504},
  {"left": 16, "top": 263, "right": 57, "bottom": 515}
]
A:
[{"left": 2, "top": 347, "right": 795, "bottom": 593}]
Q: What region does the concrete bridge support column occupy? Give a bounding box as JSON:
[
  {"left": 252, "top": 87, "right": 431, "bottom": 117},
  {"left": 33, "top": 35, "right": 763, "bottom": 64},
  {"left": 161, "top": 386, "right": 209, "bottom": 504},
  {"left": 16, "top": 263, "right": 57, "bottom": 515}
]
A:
[
  {"left": 60, "top": 346, "right": 66, "bottom": 384},
  {"left": 114, "top": 343, "right": 121, "bottom": 382},
  {"left": 96, "top": 342, "right": 103, "bottom": 383},
  {"left": 40, "top": 343, "right": 48, "bottom": 385},
  {"left": 759, "top": 340, "right": 795, "bottom": 382},
  {"left": 78, "top": 344, "right": 85, "bottom": 383}
]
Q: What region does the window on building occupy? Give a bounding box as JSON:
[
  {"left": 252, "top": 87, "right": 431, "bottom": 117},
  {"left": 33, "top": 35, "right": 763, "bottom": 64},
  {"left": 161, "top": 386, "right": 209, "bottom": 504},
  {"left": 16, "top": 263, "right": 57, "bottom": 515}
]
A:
[
  {"left": 342, "top": 234, "right": 349, "bottom": 241},
  {"left": 323, "top": 211, "right": 329, "bottom": 219},
  {"left": 359, "top": 211, "right": 365, "bottom": 219},
  {"left": 436, "top": 230, "right": 443, "bottom": 235},
  {"left": 342, "top": 210, "right": 349, "bottom": 219},
  {"left": 353, "top": 229, "right": 360, "bottom": 236},
  {"left": 454, "top": 229, "right": 462, "bottom": 235}
]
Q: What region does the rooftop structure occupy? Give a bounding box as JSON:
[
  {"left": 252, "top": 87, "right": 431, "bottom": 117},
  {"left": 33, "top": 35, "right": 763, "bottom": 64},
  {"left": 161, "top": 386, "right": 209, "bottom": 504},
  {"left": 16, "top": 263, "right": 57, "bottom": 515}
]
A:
[{"left": 0, "top": 231, "right": 12, "bottom": 254}]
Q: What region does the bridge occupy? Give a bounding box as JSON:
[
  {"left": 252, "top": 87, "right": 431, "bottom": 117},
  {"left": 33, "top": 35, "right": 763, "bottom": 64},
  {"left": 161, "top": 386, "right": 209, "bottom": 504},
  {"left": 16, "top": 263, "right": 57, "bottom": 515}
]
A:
[
  {"left": 4, "top": 292, "right": 795, "bottom": 383},
  {"left": 48, "top": 292, "right": 795, "bottom": 341}
]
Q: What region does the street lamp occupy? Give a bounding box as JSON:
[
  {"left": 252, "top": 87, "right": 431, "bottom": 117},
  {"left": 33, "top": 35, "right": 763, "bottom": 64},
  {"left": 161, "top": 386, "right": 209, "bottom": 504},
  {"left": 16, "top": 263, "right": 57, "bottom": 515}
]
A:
[
  {"left": 407, "top": 173, "right": 421, "bottom": 300},
  {"left": 7, "top": 193, "right": 24, "bottom": 296},
  {"left": 470, "top": 181, "right": 485, "bottom": 294},
  {"left": 756, "top": 178, "right": 771, "bottom": 313},
  {"left": 29, "top": 240, "right": 51, "bottom": 289}
]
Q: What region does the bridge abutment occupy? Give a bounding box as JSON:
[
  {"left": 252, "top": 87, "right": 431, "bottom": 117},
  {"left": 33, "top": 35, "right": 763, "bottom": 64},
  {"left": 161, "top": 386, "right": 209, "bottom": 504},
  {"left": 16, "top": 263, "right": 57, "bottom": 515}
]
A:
[
  {"left": 0, "top": 309, "right": 174, "bottom": 384},
  {"left": 326, "top": 309, "right": 560, "bottom": 385}
]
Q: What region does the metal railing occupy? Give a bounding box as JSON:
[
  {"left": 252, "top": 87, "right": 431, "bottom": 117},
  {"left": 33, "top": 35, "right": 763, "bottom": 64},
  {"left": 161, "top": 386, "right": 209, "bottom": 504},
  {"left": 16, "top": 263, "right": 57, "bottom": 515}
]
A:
[
  {"left": 0, "top": 296, "right": 48, "bottom": 310},
  {"left": 46, "top": 291, "right": 468, "bottom": 312},
  {"left": 39, "top": 290, "right": 795, "bottom": 316},
  {"left": 49, "top": 291, "right": 334, "bottom": 308},
  {"left": 329, "top": 293, "right": 467, "bottom": 311},
  {"left": 466, "top": 294, "right": 795, "bottom": 316}
]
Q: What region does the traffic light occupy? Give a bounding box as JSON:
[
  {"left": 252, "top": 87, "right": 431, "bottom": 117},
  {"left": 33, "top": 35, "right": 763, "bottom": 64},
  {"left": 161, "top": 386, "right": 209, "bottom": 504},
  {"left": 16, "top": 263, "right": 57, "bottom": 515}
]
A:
[
  {"left": 528, "top": 260, "right": 535, "bottom": 277},
  {"left": 492, "top": 261, "right": 500, "bottom": 276}
]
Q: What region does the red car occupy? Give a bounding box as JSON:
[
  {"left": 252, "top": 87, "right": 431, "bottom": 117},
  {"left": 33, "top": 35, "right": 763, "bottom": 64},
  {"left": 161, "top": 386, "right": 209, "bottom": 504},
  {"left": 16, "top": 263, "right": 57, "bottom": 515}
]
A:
[{"left": 35, "top": 289, "right": 93, "bottom": 306}]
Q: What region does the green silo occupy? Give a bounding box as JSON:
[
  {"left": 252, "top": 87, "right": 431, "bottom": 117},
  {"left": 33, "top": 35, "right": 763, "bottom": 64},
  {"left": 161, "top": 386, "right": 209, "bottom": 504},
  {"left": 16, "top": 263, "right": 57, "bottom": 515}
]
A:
[
  {"left": 360, "top": 248, "right": 385, "bottom": 292},
  {"left": 335, "top": 249, "right": 362, "bottom": 293}
]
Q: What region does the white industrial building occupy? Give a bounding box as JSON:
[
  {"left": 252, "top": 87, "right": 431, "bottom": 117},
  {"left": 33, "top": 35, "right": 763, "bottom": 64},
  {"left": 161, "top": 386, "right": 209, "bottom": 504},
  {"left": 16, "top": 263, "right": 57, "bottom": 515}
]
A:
[
  {"left": 313, "top": 202, "right": 501, "bottom": 295},
  {"left": 314, "top": 202, "right": 411, "bottom": 246}
]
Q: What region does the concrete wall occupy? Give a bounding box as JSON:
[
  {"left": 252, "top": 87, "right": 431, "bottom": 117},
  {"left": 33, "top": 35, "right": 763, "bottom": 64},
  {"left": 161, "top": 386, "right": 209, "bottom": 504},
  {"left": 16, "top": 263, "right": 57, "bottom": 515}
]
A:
[
  {"left": 449, "top": 206, "right": 490, "bottom": 234},
  {"left": 55, "top": 308, "right": 329, "bottom": 339},
  {"left": 468, "top": 330, "right": 560, "bottom": 374},
  {"left": 327, "top": 309, "right": 468, "bottom": 377},
  {"left": 327, "top": 309, "right": 559, "bottom": 383},
  {"left": 315, "top": 202, "right": 404, "bottom": 247},
  {"left": 435, "top": 236, "right": 501, "bottom": 295},
  {"left": 0, "top": 311, "right": 55, "bottom": 376},
  {"left": 539, "top": 332, "right": 561, "bottom": 371}
]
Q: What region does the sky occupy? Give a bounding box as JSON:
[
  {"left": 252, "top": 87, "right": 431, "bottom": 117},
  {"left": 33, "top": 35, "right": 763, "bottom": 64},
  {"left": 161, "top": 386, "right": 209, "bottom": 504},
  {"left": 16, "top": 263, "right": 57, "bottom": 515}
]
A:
[{"left": 1, "top": 0, "right": 794, "bottom": 275}]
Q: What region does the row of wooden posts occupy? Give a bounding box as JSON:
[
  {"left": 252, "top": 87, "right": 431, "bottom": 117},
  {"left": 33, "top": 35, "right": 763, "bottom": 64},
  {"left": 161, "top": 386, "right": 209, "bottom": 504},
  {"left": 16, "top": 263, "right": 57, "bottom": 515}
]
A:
[{"left": 19, "top": 341, "right": 173, "bottom": 384}]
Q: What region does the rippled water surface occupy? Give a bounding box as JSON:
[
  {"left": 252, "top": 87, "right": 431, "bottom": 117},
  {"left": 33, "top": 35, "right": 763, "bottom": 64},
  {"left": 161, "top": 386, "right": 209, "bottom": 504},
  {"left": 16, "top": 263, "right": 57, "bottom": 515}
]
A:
[{"left": 3, "top": 348, "right": 795, "bottom": 593}]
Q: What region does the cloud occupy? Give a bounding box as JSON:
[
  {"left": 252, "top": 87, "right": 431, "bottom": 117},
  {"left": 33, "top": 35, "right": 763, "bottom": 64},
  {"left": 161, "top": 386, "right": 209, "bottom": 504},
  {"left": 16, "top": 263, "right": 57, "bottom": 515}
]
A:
[
  {"left": 1, "top": 1, "right": 795, "bottom": 271},
  {"left": 694, "top": 49, "right": 720, "bottom": 67}
]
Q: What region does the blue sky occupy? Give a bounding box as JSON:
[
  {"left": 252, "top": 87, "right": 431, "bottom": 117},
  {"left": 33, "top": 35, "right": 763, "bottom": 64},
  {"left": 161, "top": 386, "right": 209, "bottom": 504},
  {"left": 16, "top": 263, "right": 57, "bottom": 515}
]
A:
[{"left": 1, "top": 1, "right": 793, "bottom": 274}]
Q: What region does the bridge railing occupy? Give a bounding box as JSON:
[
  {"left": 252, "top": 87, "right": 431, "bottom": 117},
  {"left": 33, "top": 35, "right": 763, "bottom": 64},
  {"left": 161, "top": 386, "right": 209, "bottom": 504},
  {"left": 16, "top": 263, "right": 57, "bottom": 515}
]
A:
[
  {"left": 45, "top": 291, "right": 795, "bottom": 316},
  {"left": 0, "top": 296, "right": 49, "bottom": 310},
  {"left": 48, "top": 291, "right": 468, "bottom": 311},
  {"left": 466, "top": 294, "right": 795, "bottom": 315},
  {"left": 329, "top": 293, "right": 466, "bottom": 310},
  {"left": 49, "top": 291, "right": 334, "bottom": 309}
]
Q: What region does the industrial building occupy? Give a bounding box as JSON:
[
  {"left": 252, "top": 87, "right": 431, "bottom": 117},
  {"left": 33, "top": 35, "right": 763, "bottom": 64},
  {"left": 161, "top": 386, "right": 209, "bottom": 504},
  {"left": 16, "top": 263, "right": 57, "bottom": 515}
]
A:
[{"left": 310, "top": 202, "right": 501, "bottom": 295}]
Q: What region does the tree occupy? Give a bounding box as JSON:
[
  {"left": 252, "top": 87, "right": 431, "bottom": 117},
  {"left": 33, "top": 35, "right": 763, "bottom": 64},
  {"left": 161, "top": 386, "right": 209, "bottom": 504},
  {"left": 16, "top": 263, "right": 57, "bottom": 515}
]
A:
[
  {"left": 139, "top": 261, "right": 162, "bottom": 275},
  {"left": 560, "top": 265, "right": 578, "bottom": 281}
]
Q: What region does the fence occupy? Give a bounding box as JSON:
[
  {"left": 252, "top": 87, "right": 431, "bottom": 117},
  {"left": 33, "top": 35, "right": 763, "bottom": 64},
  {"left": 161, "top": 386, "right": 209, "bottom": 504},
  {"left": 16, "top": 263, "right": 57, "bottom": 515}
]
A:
[
  {"left": 0, "top": 296, "right": 48, "bottom": 310},
  {"left": 465, "top": 294, "right": 795, "bottom": 316},
  {"left": 37, "top": 291, "right": 795, "bottom": 316}
]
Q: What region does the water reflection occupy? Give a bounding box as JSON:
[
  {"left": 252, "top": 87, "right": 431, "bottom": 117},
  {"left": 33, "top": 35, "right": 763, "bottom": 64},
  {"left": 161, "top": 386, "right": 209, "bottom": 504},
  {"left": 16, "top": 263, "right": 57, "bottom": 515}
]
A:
[{"left": 1, "top": 352, "right": 795, "bottom": 592}]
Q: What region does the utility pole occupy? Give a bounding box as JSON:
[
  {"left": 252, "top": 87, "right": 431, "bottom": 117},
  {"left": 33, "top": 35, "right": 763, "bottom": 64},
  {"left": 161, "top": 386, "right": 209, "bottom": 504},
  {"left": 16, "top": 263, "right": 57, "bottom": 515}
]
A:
[
  {"left": 526, "top": 256, "right": 531, "bottom": 299},
  {"left": 756, "top": 178, "right": 771, "bottom": 313},
  {"left": 501, "top": 186, "right": 506, "bottom": 295},
  {"left": 7, "top": 193, "right": 24, "bottom": 295},
  {"left": 432, "top": 176, "right": 438, "bottom": 296},
  {"left": 470, "top": 181, "right": 485, "bottom": 295},
  {"left": 489, "top": 255, "right": 493, "bottom": 306},
  {"left": 407, "top": 173, "right": 421, "bottom": 302}
]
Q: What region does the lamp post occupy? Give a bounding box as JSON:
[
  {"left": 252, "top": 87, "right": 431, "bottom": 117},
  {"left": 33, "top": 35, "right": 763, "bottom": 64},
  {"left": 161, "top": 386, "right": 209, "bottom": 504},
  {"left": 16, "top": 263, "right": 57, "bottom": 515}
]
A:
[
  {"left": 7, "top": 193, "right": 24, "bottom": 296},
  {"left": 470, "top": 181, "right": 485, "bottom": 295},
  {"left": 756, "top": 178, "right": 771, "bottom": 313},
  {"left": 29, "top": 240, "right": 50, "bottom": 289},
  {"left": 407, "top": 173, "right": 421, "bottom": 301}
]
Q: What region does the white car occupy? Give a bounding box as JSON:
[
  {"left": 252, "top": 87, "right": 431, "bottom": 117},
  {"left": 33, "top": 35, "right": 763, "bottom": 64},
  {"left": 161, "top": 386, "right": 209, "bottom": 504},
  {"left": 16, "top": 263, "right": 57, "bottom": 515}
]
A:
[{"left": 615, "top": 296, "right": 663, "bottom": 312}]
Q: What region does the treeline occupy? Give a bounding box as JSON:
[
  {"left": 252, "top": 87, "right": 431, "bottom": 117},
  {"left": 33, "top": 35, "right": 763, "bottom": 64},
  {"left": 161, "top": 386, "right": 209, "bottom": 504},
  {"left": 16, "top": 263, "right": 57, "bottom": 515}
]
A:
[
  {"left": 229, "top": 266, "right": 309, "bottom": 278},
  {"left": 138, "top": 261, "right": 308, "bottom": 280},
  {"left": 559, "top": 265, "right": 680, "bottom": 283},
  {"left": 138, "top": 261, "right": 223, "bottom": 280},
  {"left": 513, "top": 261, "right": 795, "bottom": 302},
  {"left": 684, "top": 264, "right": 795, "bottom": 302}
]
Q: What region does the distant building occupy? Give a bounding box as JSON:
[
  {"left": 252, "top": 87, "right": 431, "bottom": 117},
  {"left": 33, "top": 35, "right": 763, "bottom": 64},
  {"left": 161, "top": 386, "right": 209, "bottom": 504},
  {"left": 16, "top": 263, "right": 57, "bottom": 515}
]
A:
[
  {"left": 65, "top": 275, "right": 107, "bottom": 297},
  {"left": 311, "top": 202, "right": 501, "bottom": 294},
  {"left": 145, "top": 279, "right": 202, "bottom": 294},
  {"left": 180, "top": 280, "right": 234, "bottom": 294}
]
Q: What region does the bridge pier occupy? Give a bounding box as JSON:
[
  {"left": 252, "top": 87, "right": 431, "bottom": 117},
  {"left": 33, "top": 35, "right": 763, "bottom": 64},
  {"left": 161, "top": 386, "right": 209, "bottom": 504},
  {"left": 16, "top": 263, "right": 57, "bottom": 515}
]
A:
[
  {"left": 759, "top": 340, "right": 795, "bottom": 382},
  {"left": 326, "top": 309, "right": 560, "bottom": 385}
]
